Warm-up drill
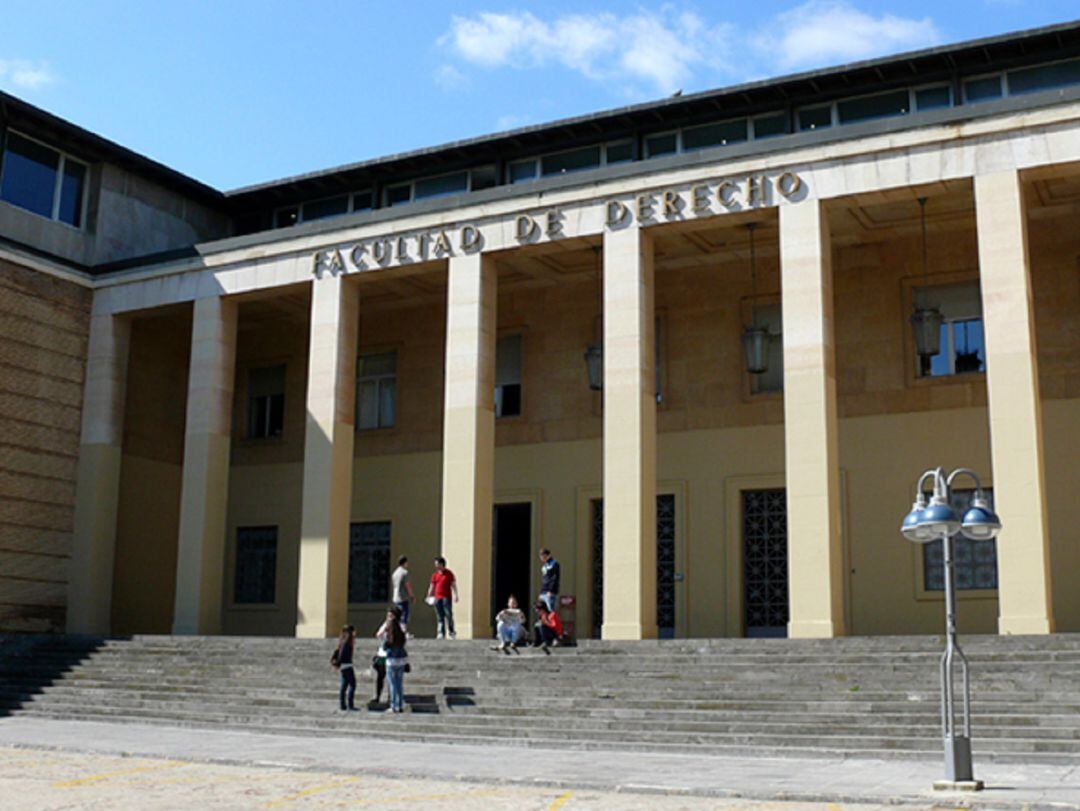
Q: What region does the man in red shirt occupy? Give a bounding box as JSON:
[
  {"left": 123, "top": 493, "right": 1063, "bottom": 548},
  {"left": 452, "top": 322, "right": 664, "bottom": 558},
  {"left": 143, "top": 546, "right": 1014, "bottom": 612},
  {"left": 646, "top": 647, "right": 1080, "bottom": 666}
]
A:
[
  {"left": 426, "top": 556, "right": 458, "bottom": 639},
  {"left": 532, "top": 601, "right": 564, "bottom": 650}
]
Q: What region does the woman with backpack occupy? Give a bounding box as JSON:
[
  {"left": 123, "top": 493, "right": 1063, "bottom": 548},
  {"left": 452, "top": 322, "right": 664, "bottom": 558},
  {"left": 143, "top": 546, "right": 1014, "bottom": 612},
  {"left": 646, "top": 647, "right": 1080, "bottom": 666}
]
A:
[
  {"left": 376, "top": 605, "right": 409, "bottom": 713},
  {"left": 331, "top": 624, "right": 357, "bottom": 711}
]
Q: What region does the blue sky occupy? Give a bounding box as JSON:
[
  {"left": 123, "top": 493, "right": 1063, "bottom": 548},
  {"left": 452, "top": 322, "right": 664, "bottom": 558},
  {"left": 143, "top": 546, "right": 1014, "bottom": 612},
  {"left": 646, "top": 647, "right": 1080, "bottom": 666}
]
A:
[{"left": 1, "top": 2, "right": 1076, "bottom": 190}]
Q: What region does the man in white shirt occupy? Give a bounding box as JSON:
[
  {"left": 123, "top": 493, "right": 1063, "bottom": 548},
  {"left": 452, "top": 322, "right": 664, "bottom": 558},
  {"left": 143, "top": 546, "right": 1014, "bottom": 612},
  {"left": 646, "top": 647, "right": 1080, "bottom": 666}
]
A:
[{"left": 391, "top": 556, "right": 415, "bottom": 638}]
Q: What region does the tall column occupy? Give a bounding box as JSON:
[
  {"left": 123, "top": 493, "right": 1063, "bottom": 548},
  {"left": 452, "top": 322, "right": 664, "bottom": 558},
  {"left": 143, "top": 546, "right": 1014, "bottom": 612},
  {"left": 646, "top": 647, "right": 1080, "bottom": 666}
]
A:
[
  {"left": 974, "top": 170, "right": 1055, "bottom": 635},
  {"left": 172, "top": 296, "right": 238, "bottom": 635},
  {"left": 440, "top": 253, "right": 496, "bottom": 640},
  {"left": 296, "top": 274, "right": 359, "bottom": 638},
  {"left": 780, "top": 201, "right": 846, "bottom": 638},
  {"left": 68, "top": 313, "right": 131, "bottom": 634},
  {"left": 601, "top": 225, "right": 657, "bottom": 640}
]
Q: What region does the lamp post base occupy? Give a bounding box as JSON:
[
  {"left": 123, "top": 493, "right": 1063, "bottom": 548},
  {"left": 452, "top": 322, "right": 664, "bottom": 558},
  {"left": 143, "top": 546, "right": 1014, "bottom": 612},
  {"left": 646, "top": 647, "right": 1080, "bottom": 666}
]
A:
[
  {"left": 933, "top": 779, "right": 985, "bottom": 792},
  {"left": 942, "top": 734, "right": 977, "bottom": 785}
]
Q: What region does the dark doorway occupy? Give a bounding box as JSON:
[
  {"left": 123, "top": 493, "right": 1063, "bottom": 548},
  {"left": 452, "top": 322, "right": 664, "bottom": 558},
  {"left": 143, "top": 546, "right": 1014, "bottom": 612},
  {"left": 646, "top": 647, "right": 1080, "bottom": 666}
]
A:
[
  {"left": 742, "top": 488, "right": 789, "bottom": 638},
  {"left": 492, "top": 502, "right": 532, "bottom": 620}
]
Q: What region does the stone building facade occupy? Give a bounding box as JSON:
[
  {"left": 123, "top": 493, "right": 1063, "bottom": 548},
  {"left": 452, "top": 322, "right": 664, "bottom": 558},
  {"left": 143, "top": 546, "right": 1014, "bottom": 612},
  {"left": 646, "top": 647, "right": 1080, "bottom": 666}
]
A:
[{"left": 2, "top": 23, "right": 1079, "bottom": 639}]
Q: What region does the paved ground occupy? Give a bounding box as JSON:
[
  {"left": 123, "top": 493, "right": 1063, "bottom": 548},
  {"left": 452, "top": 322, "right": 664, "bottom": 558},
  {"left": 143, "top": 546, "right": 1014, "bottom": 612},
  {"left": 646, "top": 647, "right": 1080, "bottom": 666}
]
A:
[{"left": 0, "top": 717, "right": 1077, "bottom": 810}]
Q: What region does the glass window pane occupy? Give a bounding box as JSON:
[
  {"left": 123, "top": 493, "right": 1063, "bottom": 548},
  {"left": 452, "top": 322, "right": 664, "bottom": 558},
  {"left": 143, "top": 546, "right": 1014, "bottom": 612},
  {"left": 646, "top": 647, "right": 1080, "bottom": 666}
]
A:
[
  {"left": 915, "top": 85, "right": 952, "bottom": 111},
  {"left": 683, "top": 119, "right": 748, "bottom": 151},
  {"left": 379, "top": 379, "right": 396, "bottom": 428},
  {"left": 414, "top": 171, "right": 468, "bottom": 200},
  {"left": 953, "top": 319, "right": 985, "bottom": 374},
  {"left": 386, "top": 184, "right": 411, "bottom": 206},
  {"left": 798, "top": 106, "right": 832, "bottom": 131},
  {"left": 495, "top": 334, "right": 522, "bottom": 386},
  {"left": 348, "top": 521, "right": 391, "bottom": 603},
  {"left": 751, "top": 304, "right": 783, "bottom": 394},
  {"left": 358, "top": 352, "right": 396, "bottom": 377},
  {"left": 1, "top": 132, "right": 59, "bottom": 218},
  {"left": 275, "top": 207, "right": 299, "bottom": 228},
  {"left": 303, "top": 195, "right": 349, "bottom": 221},
  {"left": 234, "top": 527, "right": 277, "bottom": 604},
  {"left": 928, "top": 322, "right": 951, "bottom": 376},
  {"left": 606, "top": 141, "right": 633, "bottom": 164},
  {"left": 645, "top": 133, "right": 677, "bottom": 157},
  {"left": 58, "top": 159, "right": 86, "bottom": 226},
  {"left": 753, "top": 113, "right": 787, "bottom": 139},
  {"left": 352, "top": 191, "right": 374, "bottom": 211},
  {"left": 496, "top": 384, "right": 521, "bottom": 418},
  {"left": 541, "top": 146, "right": 601, "bottom": 176},
  {"left": 837, "top": 90, "right": 909, "bottom": 123},
  {"left": 509, "top": 160, "right": 537, "bottom": 184},
  {"left": 267, "top": 393, "right": 284, "bottom": 437},
  {"left": 358, "top": 380, "right": 379, "bottom": 430},
  {"left": 1008, "top": 58, "right": 1080, "bottom": 95},
  {"left": 471, "top": 165, "right": 497, "bottom": 191},
  {"left": 965, "top": 75, "right": 1003, "bottom": 103}
]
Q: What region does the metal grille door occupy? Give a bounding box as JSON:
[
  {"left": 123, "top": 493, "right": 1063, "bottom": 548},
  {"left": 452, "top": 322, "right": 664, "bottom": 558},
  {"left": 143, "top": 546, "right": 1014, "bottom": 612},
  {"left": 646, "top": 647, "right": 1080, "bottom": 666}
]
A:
[{"left": 742, "top": 488, "right": 789, "bottom": 638}]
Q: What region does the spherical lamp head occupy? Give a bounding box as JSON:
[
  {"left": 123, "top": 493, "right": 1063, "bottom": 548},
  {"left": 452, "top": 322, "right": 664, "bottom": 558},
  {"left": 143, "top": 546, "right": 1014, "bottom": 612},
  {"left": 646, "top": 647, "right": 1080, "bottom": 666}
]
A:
[
  {"left": 916, "top": 495, "right": 960, "bottom": 538},
  {"left": 901, "top": 494, "right": 932, "bottom": 543},
  {"left": 961, "top": 495, "right": 1001, "bottom": 541}
]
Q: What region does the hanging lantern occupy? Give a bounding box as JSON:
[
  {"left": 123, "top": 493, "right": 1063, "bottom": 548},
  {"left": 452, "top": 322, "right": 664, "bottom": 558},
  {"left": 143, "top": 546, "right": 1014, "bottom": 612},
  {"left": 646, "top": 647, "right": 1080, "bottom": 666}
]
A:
[
  {"left": 742, "top": 325, "right": 770, "bottom": 375},
  {"left": 584, "top": 344, "right": 603, "bottom": 390},
  {"left": 910, "top": 196, "right": 942, "bottom": 359}
]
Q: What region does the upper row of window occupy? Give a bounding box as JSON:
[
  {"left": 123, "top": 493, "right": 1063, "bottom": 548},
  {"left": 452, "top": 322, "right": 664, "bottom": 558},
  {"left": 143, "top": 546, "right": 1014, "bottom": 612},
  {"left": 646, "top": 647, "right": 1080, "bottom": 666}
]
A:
[{"left": 0, "top": 131, "right": 87, "bottom": 228}]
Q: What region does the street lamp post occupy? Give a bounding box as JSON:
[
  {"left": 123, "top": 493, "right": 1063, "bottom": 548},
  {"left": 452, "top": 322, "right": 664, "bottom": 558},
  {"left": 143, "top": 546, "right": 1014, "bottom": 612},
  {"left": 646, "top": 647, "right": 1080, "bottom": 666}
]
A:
[{"left": 900, "top": 466, "right": 1001, "bottom": 790}]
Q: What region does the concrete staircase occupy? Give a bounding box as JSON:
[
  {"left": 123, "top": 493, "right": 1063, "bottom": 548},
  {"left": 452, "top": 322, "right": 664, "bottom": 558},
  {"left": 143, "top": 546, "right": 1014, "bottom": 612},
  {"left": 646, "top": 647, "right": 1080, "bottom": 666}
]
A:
[{"left": 2, "top": 634, "right": 1079, "bottom": 763}]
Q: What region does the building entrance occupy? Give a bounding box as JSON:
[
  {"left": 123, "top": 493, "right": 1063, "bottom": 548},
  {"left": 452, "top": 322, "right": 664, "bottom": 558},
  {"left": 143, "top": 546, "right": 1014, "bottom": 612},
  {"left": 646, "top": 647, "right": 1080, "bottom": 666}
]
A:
[
  {"left": 742, "top": 488, "right": 789, "bottom": 638},
  {"left": 590, "top": 494, "right": 678, "bottom": 639},
  {"left": 491, "top": 502, "right": 532, "bottom": 621}
]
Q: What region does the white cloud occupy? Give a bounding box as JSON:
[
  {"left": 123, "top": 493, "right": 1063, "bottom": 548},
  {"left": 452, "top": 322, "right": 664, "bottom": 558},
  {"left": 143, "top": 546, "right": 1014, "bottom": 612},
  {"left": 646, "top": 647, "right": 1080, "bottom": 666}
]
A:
[
  {"left": 0, "top": 59, "right": 56, "bottom": 91},
  {"left": 758, "top": 1, "right": 941, "bottom": 72},
  {"left": 440, "top": 9, "right": 732, "bottom": 94},
  {"left": 438, "top": 4, "right": 942, "bottom": 95},
  {"left": 433, "top": 63, "right": 468, "bottom": 91}
]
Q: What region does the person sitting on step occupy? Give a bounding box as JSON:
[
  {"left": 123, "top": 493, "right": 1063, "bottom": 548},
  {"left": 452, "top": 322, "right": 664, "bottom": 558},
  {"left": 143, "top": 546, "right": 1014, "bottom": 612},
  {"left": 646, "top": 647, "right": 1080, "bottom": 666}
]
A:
[
  {"left": 532, "top": 601, "right": 564, "bottom": 650},
  {"left": 494, "top": 594, "right": 526, "bottom": 651}
]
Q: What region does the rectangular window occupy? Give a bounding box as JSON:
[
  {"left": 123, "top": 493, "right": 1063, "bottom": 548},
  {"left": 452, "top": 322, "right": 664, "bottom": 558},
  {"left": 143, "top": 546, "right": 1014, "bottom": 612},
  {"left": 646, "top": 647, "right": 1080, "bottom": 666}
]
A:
[
  {"left": 470, "top": 165, "right": 497, "bottom": 191},
  {"left": 541, "top": 146, "right": 601, "bottom": 176},
  {"left": 605, "top": 140, "right": 634, "bottom": 164},
  {"left": 234, "top": 526, "right": 277, "bottom": 604},
  {"left": 352, "top": 190, "right": 374, "bottom": 211},
  {"left": 303, "top": 195, "right": 349, "bottom": 221},
  {"left": 915, "top": 85, "right": 952, "bottom": 111},
  {"left": 1007, "top": 58, "right": 1080, "bottom": 95},
  {"left": 348, "top": 521, "right": 391, "bottom": 603},
  {"left": 645, "top": 132, "right": 678, "bottom": 158},
  {"left": 274, "top": 206, "right": 299, "bottom": 228},
  {"left": 509, "top": 159, "right": 538, "bottom": 184},
  {"left": 752, "top": 113, "right": 788, "bottom": 139},
  {"left": 385, "top": 183, "right": 411, "bottom": 206},
  {"left": 357, "top": 352, "right": 396, "bottom": 429},
  {"left": 495, "top": 334, "right": 522, "bottom": 418},
  {"left": 964, "top": 75, "right": 1003, "bottom": 103},
  {"left": 414, "top": 171, "right": 469, "bottom": 200},
  {"left": 247, "top": 364, "right": 286, "bottom": 439},
  {"left": 923, "top": 489, "right": 997, "bottom": 591},
  {"left": 914, "top": 281, "right": 985, "bottom": 378},
  {"left": 682, "top": 119, "right": 748, "bottom": 151},
  {"left": 0, "top": 131, "right": 88, "bottom": 227},
  {"left": 797, "top": 105, "right": 833, "bottom": 131},
  {"left": 749, "top": 303, "right": 783, "bottom": 394},
  {"left": 837, "top": 89, "right": 909, "bottom": 123}
]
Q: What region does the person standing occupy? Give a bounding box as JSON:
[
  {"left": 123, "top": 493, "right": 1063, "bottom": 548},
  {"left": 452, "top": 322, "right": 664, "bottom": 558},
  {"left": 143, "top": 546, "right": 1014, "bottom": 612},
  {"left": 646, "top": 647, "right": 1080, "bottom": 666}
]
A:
[
  {"left": 391, "top": 556, "right": 415, "bottom": 638},
  {"left": 377, "top": 605, "right": 409, "bottom": 713},
  {"left": 539, "top": 548, "right": 560, "bottom": 613},
  {"left": 332, "top": 624, "right": 357, "bottom": 711},
  {"left": 426, "top": 556, "right": 458, "bottom": 639}
]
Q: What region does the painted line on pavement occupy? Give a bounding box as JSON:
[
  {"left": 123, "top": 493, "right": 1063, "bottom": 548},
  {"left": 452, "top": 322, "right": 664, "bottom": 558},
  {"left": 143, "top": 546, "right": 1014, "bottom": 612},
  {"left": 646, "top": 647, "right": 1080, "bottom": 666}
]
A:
[
  {"left": 549, "top": 789, "right": 574, "bottom": 809},
  {"left": 54, "top": 761, "right": 184, "bottom": 787},
  {"left": 262, "top": 776, "right": 362, "bottom": 808}
]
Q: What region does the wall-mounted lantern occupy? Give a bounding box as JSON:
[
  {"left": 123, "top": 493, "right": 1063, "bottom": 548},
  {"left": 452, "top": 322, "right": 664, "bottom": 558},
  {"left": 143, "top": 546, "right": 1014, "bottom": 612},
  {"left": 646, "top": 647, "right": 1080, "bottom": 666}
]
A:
[
  {"left": 742, "top": 223, "right": 770, "bottom": 375},
  {"left": 910, "top": 197, "right": 943, "bottom": 359}
]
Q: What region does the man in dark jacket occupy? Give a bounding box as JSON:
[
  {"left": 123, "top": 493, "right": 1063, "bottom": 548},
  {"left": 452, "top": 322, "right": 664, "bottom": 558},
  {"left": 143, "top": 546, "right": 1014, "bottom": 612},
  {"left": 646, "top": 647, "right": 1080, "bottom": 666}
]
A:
[{"left": 539, "top": 548, "right": 560, "bottom": 613}]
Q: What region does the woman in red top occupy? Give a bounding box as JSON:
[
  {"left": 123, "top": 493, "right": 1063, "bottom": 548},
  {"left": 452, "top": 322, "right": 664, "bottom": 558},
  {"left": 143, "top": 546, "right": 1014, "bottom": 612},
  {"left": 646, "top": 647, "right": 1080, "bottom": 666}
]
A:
[
  {"left": 426, "top": 556, "right": 458, "bottom": 639},
  {"left": 532, "top": 601, "right": 563, "bottom": 649}
]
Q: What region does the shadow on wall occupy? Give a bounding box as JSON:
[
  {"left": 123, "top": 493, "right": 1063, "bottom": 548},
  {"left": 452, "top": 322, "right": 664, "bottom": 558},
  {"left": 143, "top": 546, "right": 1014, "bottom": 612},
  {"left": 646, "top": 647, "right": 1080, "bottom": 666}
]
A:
[{"left": 0, "top": 634, "right": 117, "bottom": 718}]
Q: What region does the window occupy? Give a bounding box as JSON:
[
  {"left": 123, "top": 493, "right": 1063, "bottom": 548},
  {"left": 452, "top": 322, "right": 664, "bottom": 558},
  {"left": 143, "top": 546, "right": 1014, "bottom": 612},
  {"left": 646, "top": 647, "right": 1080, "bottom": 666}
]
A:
[
  {"left": 495, "top": 334, "right": 522, "bottom": 418},
  {"left": 682, "top": 119, "right": 747, "bottom": 151},
  {"left": 273, "top": 191, "right": 372, "bottom": 228},
  {"left": 798, "top": 105, "right": 833, "bottom": 131},
  {"left": 541, "top": 146, "right": 601, "bottom": 176},
  {"left": 964, "top": 75, "right": 1003, "bottom": 103},
  {"left": 385, "top": 183, "right": 412, "bottom": 207},
  {"left": 275, "top": 207, "right": 299, "bottom": 228},
  {"left": 645, "top": 132, "right": 678, "bottom": 158},
  {"left": 915, "top": 85, "right": 952, "bottom": 111},
  {"left": 348, "top": 521, "right": 391, "bottom": 603},
  {"left": 414, "top": 171, "right": 468, "bottom": 200},
  {"left": 1007, "top": 57, "right": 1080, "bottom": 95},
  {"left": 0, "top": 131, "right": 87, "bottom": 227},
  {"left": 752, "top": 113, "right": 788, "bottom": 139},
  {"left": 352, "top": 190, "right": 374, "bottom": 211},
  {"left": 837, "top": 90, "right": 909, "bottom": 124},
  {"left": 357, "top": 352, "right": 396, "bottom": 429},
  {"left": 923, "top": 489, "right": 998, "bottom": 591},
  {"left": 749, "top": 303, "right": 783, "bottom": 394},
  {"left": 247, "top": 364, "right": 285, "bottom": 439},
  {"left": 303, "top": 195, "right": 349, "bottom": 221},
  {"left": 509, "top": 159, "right": 538, "bottom": 184},
  {"left": 605, "top": 141, "right": 634, "bottom": 164},
  {"left": 234, "top": 526, "right": 277, "bottom": 604},
  {"left": 914, "top": 282, "right": 985, "bottom": 378}
]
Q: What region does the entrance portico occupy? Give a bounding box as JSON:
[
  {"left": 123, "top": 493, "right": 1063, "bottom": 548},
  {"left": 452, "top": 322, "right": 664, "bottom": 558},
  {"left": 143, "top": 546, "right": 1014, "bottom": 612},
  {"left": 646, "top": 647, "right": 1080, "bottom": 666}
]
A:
[{"left": 68, "top": 98, "right": 1080, "bottom": 641}]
